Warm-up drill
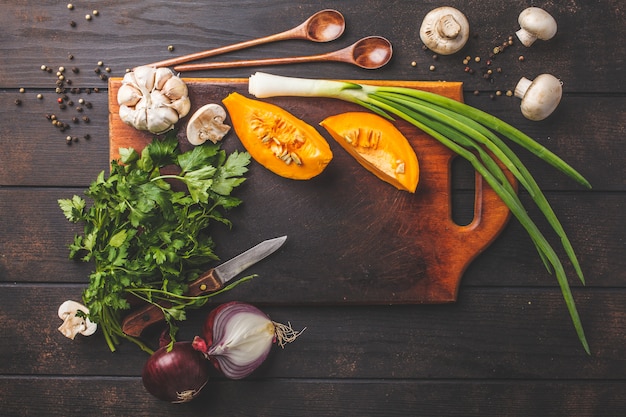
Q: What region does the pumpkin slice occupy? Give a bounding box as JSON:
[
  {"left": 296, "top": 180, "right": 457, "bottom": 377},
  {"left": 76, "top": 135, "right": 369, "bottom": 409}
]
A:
[
  {"left": 222, "top": 93, "right": 333, "bottom": 180},
  {"left": 320, "top": 112, "right": 419, "bottom": 193}
]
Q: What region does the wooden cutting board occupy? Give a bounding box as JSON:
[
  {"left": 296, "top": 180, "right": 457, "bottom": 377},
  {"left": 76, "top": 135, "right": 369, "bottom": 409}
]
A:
[{"left": 108, "top": 78, "right": 512, "bottom": 305}]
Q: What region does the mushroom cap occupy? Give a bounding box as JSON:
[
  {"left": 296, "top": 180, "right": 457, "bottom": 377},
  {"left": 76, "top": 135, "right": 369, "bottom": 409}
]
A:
[
  {"left": 419, "top": 7, "right": 470, "bottom": 55},
  {"left": 515, "top": 74, "right": 563, "bottom": 121},
  {"left": 516, "top": 7, "right": 557, "bottom": 46}
]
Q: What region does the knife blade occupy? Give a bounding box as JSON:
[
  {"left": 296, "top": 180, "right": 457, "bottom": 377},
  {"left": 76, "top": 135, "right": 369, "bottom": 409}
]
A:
[{"left": 121, "top": 235, "right": 287, "bottom": 337}]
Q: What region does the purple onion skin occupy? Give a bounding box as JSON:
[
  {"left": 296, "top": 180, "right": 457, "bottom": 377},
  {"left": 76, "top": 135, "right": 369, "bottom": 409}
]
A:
[
  {"left": 142, "top": 341, "right": 210, "bottom": 403},
  {"left": 199, "top": 301, "right": 273, "bottom": 380}
]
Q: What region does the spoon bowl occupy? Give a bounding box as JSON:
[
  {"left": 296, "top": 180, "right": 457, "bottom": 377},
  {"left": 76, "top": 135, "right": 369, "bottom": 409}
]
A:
[
  {"left": 348, "top": 36, "right": 393, "bottom": 69},
  {"left": 302, "top": 9, "right": 345, "bottom": 42},
  {"left": 147, "top": 9, "right": 345, "bottom": 68}
]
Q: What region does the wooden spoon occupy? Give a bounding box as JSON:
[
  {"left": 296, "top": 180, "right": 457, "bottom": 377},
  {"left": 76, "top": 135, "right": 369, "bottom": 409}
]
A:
[
  {"left": 147, "top": 9, "right": 345, "bottom": 68},
  {"left": 173, "top": 36, "right": 393, "bottom": 71}
]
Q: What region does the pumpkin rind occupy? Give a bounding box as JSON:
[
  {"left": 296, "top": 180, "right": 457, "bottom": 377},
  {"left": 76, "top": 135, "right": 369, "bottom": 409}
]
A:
[
  {"left": 320, "top": 112, "right": 419, "bottom": 193},
  {"left": 222, "top": 93, "right": 333, "bottom": 180}
]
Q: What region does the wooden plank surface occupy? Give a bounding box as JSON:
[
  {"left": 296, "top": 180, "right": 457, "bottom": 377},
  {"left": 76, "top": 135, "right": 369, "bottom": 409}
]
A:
[{"left": 1, "top": 0, "right": 625, "bottom": 416}]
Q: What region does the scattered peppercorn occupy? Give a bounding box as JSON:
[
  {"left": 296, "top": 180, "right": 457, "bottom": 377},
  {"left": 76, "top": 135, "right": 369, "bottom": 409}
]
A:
[
  {"left": 71, "top": 67, "right": 79, "bottom": 74},
  {"left": 85, "top": 14, "right": 92, "bottom": 21},
  {"left": 37, "top": 94, "right": 43, "bottom": 100},
  {"left": 93, "top": 10, "right": 99, "bottom": 16},
  {"left": 67, "top": 3, "right": 74, "bottom": 10},
  {"left": 429, "top": 65, "right": 436, "bottom": 71},
  {"left": 70, "top": 21, "right": 76, "bottom": 28},
  {"left": 15, "top": 99, "right": 22, "bottom": 106},
  {"left": 518, "top": 55, "right": 525, "bottom": 62},
  {"left": 19, "top": 88, "right": 25, "bottom": 93},
  {"left": 168, "top": 45, "right": 175, "bottom": 52}
]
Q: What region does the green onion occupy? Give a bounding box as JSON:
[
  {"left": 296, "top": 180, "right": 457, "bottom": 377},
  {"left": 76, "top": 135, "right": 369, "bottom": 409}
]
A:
[{"left": 248, "top": 72, "right": 592, "bottom": 354}]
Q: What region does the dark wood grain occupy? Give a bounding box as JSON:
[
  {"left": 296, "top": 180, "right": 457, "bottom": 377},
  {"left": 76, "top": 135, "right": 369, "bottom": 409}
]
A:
[{"left": 0, "top": 1, "right": 625, "bottom": 416}]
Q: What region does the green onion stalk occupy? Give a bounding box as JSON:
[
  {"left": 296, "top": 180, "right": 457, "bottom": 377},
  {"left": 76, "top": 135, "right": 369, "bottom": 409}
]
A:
[{"left": 248, "top": 72, "right": 592, "bottom": 354}]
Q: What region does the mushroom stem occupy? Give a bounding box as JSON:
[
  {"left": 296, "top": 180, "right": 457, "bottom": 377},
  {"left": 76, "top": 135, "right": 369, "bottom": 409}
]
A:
[{"left": 514, "top": 77, "right": 533, "bottom": 99}]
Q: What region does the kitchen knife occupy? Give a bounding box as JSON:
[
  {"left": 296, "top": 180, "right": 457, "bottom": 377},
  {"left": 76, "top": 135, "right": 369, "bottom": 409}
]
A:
[{"left": 121, "top": 235, "right": 287, "bottom": 337}]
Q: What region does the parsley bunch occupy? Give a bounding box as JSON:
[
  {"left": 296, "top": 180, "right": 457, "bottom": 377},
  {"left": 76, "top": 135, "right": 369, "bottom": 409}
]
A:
[{"left": 59, "top": 132, "right": 251, "bottom": 352}]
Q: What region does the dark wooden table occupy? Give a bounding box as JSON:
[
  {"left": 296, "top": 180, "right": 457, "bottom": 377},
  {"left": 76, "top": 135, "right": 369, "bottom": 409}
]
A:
[{"left": 1, "top": 1, "right": 624, "bottom": 416}]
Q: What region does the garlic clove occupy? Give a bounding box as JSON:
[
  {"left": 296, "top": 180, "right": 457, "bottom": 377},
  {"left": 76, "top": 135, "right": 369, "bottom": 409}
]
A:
[
  {"left": 147, "top": 107, "right": 179, "bottom": 134},
  {"left": 133, "top": 65, "right": 156, "bottom": 92},
  {"left": 154, "top": 67, "right": 174, "bottom": 90},
  {"left": 120, "top": 105, "right": 149, "bottom": 131},
  {"left": 117, "top": 84, "right": 143, "bottom": 107},
  {"left": 186, "top": 103, "right": 231, "bottom": 145},
  {"left": 170, "top": 96, "right": 191, "bottom": 118},
  {"left": 161, "top": 76, "right": 189, "bottom": 101}
]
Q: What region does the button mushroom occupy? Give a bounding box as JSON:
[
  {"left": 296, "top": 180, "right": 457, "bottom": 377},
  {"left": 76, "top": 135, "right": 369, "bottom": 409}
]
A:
[
  {"left": 515, "top": 7, "right": 557, "bottom": 47},
  {"left": 117, "top": 66, "right": 191, "bottom": 134},
  {"left": 186, "top": 103, "right": 231, "bottom": 145},
  {"left": 514, "top": 74, "right": 563, "bottom": 121},
  {"left": 419, "top": 7, "right": 470, "bottom": 55},
  {"left": 57, "top": 300, "right": 97, "bottom": 339}
]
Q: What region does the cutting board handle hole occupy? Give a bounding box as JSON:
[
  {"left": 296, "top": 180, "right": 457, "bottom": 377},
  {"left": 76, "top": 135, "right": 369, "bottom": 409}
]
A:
[{"left": 450, "top": 157, "right": 476, "bottom": 226}]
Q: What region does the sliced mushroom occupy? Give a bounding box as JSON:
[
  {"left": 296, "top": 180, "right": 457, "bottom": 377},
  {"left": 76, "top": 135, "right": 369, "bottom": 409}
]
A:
[
  {"left": 186, "top": 103, "right": 231, "bottom": 145},
  {"left": 57, "top": 300, "right": 97, "bottom": 340},
  {"left": 419, "top": 7, "right": 470, "bottom": 55}
]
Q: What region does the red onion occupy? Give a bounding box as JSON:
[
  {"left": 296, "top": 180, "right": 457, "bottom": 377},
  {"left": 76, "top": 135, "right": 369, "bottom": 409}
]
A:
[
  {"left": 142, "top": 341, "right": 209, "bottom": 403},
  {"left": 192, "top": 301, "right": 303, "bottom": 379}
]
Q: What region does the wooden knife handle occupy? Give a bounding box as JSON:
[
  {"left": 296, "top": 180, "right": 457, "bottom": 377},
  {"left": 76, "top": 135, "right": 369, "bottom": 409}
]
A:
[{"left": 121, "top": 269, "right": 222, "bottom": 337}]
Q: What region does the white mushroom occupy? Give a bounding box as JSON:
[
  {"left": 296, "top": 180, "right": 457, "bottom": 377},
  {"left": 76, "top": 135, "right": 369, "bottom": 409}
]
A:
[
  {"left": 419, "top": 7, "right": 470, "bottom": 55},
  {"left": 186, "top": 103, "right": 231, "bottom": 145},
  {"left": 117, "top": 66, "right": 191, "bottom": 134},
  {"left": 515, "top": 7, "right": 557, "bottom": 47},
  {"left": 514, "top": 74, "right": 563, "bottom": 121},
  {"left": 57, "top": 300, "right": 97, "bottom": 340}
]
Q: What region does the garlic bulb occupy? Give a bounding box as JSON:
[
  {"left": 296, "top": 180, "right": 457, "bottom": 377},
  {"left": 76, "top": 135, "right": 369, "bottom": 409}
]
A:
[{"left": 117, "top": 66, "right": 191, "bottom": 134}]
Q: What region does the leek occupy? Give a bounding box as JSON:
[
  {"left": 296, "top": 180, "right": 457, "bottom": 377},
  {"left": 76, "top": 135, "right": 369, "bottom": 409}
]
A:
[{"left": 248, "top": 72, "right": 592, "bottom": 354}]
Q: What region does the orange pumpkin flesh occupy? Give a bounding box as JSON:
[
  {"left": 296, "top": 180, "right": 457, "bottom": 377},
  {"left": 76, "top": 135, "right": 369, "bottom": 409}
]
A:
[
  {"left": 320, "top": 112, "right": 419, "bottom": 193},
  {"left": 222, "top": 92, "right": 333, "bottom": 180}
]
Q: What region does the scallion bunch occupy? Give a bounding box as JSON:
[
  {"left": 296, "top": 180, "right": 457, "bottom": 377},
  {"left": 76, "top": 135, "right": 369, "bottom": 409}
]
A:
[{"left": 249, "top": 72, "right": 592, "bottom": 354}]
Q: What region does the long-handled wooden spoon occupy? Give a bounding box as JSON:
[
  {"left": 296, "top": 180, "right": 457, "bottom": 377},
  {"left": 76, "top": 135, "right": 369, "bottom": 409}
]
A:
[
  {"left": 147, "top": 9, "right": 345, "bottom": 68},
  {"left": 173, "top": 36, "right": 393, "bottom": 71}
]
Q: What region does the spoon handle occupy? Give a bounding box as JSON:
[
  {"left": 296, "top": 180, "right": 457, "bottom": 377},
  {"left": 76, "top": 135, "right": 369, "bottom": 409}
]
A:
[
  {"left": 147, "top": 29, "right": 298, "bottom": 68},
  {"left": 173, "top": 50, "right": 343, "bottom": 71}
]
